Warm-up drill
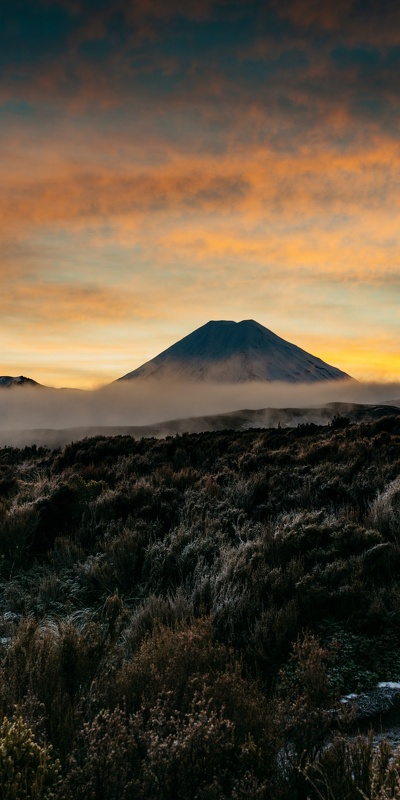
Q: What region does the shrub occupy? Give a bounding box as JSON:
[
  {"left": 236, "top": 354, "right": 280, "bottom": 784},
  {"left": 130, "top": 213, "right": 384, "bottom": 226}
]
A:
[
  {"left": 0, "top": 465, "right": 18, "bottom": 500},
  {"left": 0, "top": 505, "right": 39, "bottom": 566},
  {"left": 138, "top": 690, "right": 237, "bottom": 800},
  {"left": 115, "top": 617, "right": 230, "bottom": 715},
  {"left": 94, "top": 526, "right": 147, "bottom": 596},
  {"left": 122, "top": 590, "right": 194, "bottom": 655},
  {"left": 274, "top": 631, "right": 341, "bottom": 796},
  {"left": 304, "top": 734, "right": 400, "bottom": 800},
  {"left": 2, "top": 618, "right": 105, "bottom": 758},
  {"left": 60, "top": 707, "right": 140, "bottom": 800},
  {"left": 369, "top": 477, "right": 400, "bottom": 542},
  {"left": 0, "top": 714, "right": 61, "bottom": 800}
]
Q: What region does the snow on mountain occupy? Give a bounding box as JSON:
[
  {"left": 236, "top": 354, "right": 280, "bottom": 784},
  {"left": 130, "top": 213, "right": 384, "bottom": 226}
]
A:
[
  {"left": 0, "top": 376, "right": 40, "bottom": 388},
  {"left": 118, "top": 320, "right": 352, "bottom": 384}
]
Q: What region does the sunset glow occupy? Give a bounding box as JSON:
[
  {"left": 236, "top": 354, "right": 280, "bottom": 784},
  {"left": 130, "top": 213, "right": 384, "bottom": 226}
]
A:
[{"left": 2, "top": 0, "right": 400, "bottom": 387}]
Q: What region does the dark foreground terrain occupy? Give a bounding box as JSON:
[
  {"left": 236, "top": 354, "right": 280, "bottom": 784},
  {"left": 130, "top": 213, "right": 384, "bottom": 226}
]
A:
[{"left": 1, "top": 415, "right": 400, "bottom": 797}]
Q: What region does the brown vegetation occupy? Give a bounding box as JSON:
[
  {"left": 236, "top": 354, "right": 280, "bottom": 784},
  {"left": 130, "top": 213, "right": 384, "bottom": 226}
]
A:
[{"left": 1, "top": 416, "right": 400, "bottom": 796}]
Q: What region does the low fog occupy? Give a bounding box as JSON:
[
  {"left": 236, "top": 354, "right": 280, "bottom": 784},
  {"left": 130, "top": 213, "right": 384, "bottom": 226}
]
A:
[
  {"left": 0, "top": 380, "right": 400, "bottom": 445},
  {"left": 0, "top": 379, "right": 399, "bottom": 447}
]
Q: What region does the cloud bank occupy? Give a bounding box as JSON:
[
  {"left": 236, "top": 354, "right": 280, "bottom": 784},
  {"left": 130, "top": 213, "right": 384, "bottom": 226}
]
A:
[{"left": 0, "top": 379, "right": 399, "bottom": 447}]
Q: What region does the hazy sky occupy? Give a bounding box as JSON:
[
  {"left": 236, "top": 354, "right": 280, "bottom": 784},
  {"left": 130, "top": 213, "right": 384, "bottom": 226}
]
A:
[{"left": 2, "top": 0, "right": 400, "bottom": 387}]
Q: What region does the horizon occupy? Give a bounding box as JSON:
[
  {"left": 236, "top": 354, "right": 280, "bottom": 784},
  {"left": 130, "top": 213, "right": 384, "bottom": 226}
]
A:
[
  {"left": 1, "top": 317, "right": 398, "bottom": 388},
  {"left": 0, "top": 316, "right": 357, "bottom": 388},
  {"left": 2, "top": 1, "right": 400, "bottom": 388}
]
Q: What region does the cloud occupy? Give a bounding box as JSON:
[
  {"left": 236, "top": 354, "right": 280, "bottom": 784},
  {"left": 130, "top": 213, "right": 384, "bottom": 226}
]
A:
[
  {"left": 1, "top": 282, "right": 153, "bottom": 326},
  {"left": 1, "top": 378, "right": 400, "bottom": 446},
  {"left": 0, "top": 164, "right": 253, "bottom": 228},
  {"left": 2, "top": 0, "right": 399, "bottom": 120},
  {"left": 271, "top": 0, "right": 355, "bottom": 31},
  {"left": 271, "top": 0, "right": 400, "bottom": 47},
  {"left": 2, "top": 129, "right": 400, "bottom": 233}
]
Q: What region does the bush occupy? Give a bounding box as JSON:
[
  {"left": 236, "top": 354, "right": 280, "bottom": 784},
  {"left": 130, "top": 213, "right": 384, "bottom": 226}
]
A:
[
  {"left": 115, "top": 617, "right": 230, "bottom": 715},
  {"left": 0, "top": 714, "right": 60, "bottom": 800},
  {"left": 304, "top": 734, "right": 400, "bottom": 800},
  {"left": 0, "top": 505, "right": 39, "bottom": 566},
  {"left": 2, "top": 618, "right": 105, "bottom": 757},
  {"left": 274, "top": 631, "right": 341, "bottom": 796},
  {"left": 61, "top": 707, "right": 140, "bottom": 800},
  {"left": 369, "top": 477, "right": 400, "bottom": 542},
  {"left": 138, "top": 690, "right": 237, "bottom": 800}
]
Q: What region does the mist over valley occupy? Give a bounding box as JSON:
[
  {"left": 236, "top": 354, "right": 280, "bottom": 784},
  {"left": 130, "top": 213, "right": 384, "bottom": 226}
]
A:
[{"left": 3, "top": 319, "right": 398, "bottom": 446}]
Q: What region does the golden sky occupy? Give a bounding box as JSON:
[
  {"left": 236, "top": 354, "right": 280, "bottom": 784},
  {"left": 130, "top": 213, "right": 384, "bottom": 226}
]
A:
[{"left": 2, "top": 0, "right": 400, "bottom": 387}]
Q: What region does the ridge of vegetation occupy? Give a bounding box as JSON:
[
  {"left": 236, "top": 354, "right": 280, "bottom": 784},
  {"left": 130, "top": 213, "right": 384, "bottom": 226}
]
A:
[{"left": 1, "top": 415, "right": 400, "bottom": 798}]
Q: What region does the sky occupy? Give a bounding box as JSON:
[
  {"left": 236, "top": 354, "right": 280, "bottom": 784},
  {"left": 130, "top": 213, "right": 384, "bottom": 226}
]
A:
[{"left": 2, "top": 0, "right": 400, "bottom": 388}]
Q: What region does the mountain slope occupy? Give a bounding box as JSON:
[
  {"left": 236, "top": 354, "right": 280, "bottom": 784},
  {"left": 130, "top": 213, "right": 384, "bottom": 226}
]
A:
[
  {"left": 118, "top": 319, "right": 352, "bottom": 383},
  {"left": 0, "top": 375, "right": 41, "bottom": 388}
]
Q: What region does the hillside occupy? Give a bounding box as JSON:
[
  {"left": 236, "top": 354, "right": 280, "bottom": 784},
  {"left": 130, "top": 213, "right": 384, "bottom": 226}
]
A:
[{"left": 1, "top": 417, "right": 400, "bottom": 797}]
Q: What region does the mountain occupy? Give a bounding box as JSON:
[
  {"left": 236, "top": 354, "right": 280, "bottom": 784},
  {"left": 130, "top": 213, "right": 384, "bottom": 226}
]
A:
[
  {"left": 0, "top": 375, "right": 41, "bottom": 388},
  {"left": 118, "top": 319, "right": 352, "bottom": 384}
]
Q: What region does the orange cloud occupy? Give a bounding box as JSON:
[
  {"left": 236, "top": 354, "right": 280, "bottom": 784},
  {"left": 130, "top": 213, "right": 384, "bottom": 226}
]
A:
[
  {"left": 2, "top": 132, "right": 400, "bottom": 226},
  {"left": 1, "top": 279, "right": 174, "bottom": 327}
]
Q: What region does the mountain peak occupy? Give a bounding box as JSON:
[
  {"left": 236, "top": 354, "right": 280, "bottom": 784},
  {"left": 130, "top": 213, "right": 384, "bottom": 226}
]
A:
[
  {"left": 0, "top": 375, "right": 40, "bottom": 388},
  {"left": 118, "top": 319, "right": 352, "bottom": 384}
]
